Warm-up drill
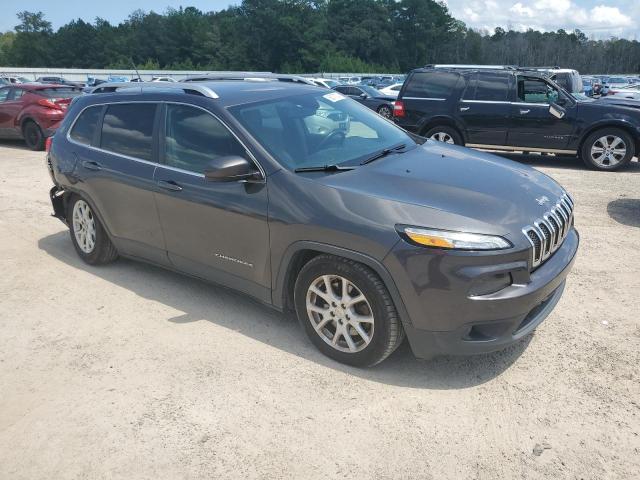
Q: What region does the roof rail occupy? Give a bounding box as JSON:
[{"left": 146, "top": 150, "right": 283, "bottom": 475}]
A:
[
  {"left": 181, "top": 72, "right": 316, "bottom": 85},
  {"left": 87, "top": 81, "right": 219, "bottom": 99},
  {"left": 425, "top": 64, "right": 519, "bottom": 70}
]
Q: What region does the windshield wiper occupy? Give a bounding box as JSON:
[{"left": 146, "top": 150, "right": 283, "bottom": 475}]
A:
[
  {"left": 294, "top": 164, "right": 356, "bottom": 173},
  {"left": 360, "top": 144, "right": 407, "bottom": 165}
]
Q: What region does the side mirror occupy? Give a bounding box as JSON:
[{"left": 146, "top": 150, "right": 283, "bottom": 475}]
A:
[
  {"left": 359, "top": 92, "right": 368, "bottom": 99},
  {"left": 549, "top": 103, "right": 566, "bottom": 119},
  {"left": 204, "top": 155, "right": 262, "bottom": 183}
]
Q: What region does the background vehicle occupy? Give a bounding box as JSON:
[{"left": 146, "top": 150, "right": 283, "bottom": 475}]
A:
[
  {"left": 0, "top": 84, "right": 81, "bottom": 149},
  {"left": 378, "top": 82, "right": 403, "bottom": 98},
  {"left": 35, "top": 76, "right": 83, "bottom": 87},
  {"left": 47, "top": 81, "right": 577, "bottom": 367},
  {"left": 1, "top": 76, "right": 33, "bottom": 84},
  {"left": 606, "top": 84, "right": 640, "bottom": 99},
  {"left": 606, "top": 76, "right": 633, "bottom": 89},
  {"left": 581, "top": 76, "right": 596, "bottom": 97},
  {"left": 394, "top": 66, "right": 639, "bottom": 170},
  {"left": 310, "top": 78, "right": 340, "bottom": 89},
  {"left": 337, "top": 76, "right": 361, "bottom": 85},
  {"left": 332, "top": 84, "right": 395, "bottom": 118}
]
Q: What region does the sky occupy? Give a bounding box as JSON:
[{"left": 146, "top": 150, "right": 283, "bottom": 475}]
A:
[{"left": 2, "top": 0, "right": 639, "bottom": 40}]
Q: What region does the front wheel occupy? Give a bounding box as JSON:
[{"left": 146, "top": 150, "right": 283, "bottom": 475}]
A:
[
  {"left": 424, "top": 126, "right": 463, "bottom": 145},
  {"left": 294, "top": 255, "right": 404, "bottom": 367},
  {"left": 68, "top": 195, "right": 119, "bottom": 265},
  {"left": 580, "top": 128, "right": 634, "bottom": 171}
]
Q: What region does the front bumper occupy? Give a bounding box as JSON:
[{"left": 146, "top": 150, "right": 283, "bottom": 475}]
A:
[{"left": 384, "top": 228, "right": 579, "bottom": 358}]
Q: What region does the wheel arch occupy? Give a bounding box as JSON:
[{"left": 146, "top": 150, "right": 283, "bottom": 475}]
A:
[
  {"left": 578, "top": 121, "right": 640, "bottom": 155},
  {"left": 273, "top": 241, "right": 412, "bottom": 327},
  {"left": 418, "top": 117, "right": 465, "bottom": 142}
]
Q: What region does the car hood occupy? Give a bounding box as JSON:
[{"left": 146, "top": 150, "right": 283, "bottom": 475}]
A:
[
  {"left": 596, "top": 96, "right": 640, "bottom": 107},
  {"left": 317, "top": 142, "right": 567, "bottom": 237}
]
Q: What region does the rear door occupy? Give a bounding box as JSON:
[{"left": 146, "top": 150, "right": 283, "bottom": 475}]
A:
[
  {"left": 152, "top": 103, "right": 271, "bottom": 302},
  {"left": 507, "top": 76, "right": 576, "bottom": 150},
  {"left": 457, "top": 72, "right": 511, "bottom": 146},
  {"left": 398, "top": 71, "right": 460, "bottom": 134},
  {"left": 69, "top": 101, "right": 168, "bottom": 264}
]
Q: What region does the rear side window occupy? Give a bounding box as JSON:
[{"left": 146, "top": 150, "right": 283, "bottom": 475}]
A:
[
  {"left": 403, "top": 72, "right": 459, "bottom": 99},
  {"left": 164, "top": 104, "right": 245, "bottom": 174},
  {"left": 0, "top": 88, "right": 9, "bottom": 102},
  {"left": 474, "top": 73, "right": 510, "bottom": 101},
  {"left": 101, "top": 103, "right": 157, "bottom": 161},
  {"left": 70, "top": 106, "right": 102, "bottom": 146}
]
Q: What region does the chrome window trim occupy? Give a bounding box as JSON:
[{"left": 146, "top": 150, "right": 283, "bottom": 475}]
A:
[
  {"left": 460, "top": 100, "right": 510, "bottom": 104},
  {"left": 66, "top": 100, "right": 266, "bottom": 180},
  {"left": 402, "top": 97, "right": 446, "bottom": 101},
  {"left": 511, "top": 102, "right": 551, "bottom": 107}
]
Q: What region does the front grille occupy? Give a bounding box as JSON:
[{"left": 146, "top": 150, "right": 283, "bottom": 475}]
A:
[{"left": 523, "top": 194, "right": 574, "bottom": 269}]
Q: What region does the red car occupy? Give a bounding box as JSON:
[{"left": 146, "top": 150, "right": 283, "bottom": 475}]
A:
[{"left": 0, "top": 83, "right": 82, "bottom": 150}]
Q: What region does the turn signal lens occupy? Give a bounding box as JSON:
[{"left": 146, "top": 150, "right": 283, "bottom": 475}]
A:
[{"left": 401, "top": 227, "right": 511, "bottom": 251}]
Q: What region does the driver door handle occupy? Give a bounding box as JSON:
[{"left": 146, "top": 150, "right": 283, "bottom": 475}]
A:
[
  {"left": 157, "top": 180, "right": 183, "bottom": 192},
  {"left": 460, "top": 106, "right": 470, "bottom": 112},
  {"left": 520, "top": 109, "right": 531, "bottom": 115}
]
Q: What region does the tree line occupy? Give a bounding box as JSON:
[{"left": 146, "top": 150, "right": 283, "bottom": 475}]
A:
[{"left": 1, "top": 1, "right": 639, "bottom": 74}]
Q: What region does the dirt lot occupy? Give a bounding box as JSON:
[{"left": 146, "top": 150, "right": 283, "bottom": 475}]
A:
[{"left": 0, "top": 141, "right": 638, "bottom": 479}]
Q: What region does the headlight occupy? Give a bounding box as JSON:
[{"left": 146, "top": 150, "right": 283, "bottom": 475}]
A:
[{"left": 401, "top": 226, "right": 511, "bottom": 250}]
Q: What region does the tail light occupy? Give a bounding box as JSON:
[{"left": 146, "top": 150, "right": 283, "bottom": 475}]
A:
[
  {"left": 393, "top": 100, "right": 405, "bottom": 118},
  {"left": 37, "top": 98, "right": 60, "bottom": 109},
  {"left": 45, "top": 136, "right": 53, "bottom": 152}
]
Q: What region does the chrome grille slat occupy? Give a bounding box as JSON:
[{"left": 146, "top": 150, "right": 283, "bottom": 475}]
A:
[{"left": 522, "top": 193, "right": 574, "bottom": 269}]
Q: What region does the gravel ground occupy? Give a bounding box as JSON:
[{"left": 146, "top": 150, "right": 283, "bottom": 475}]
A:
[{"left": 0, "top": 141, "right": 638, "bottom": 479}]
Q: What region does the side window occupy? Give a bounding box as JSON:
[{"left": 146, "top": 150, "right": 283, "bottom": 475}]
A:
[
  {"left": 164, "top": 104, "right": 245, "bottom": 174},
  {"left": 101, "top": 103, "right": 156, "bottom": 161},
  {"left": 70, "top": 105, "right": 103, "bottom": 146},
  {"left": 0, "top": 88, "right": 10, "bottom": 102},
  {"left": 518, "top": 79, "right": 558, "bottom": 104},
  {"left": 335, "top": 86, "right": 349, "bottom": 95},
  {"left": 461, "top": 74, "right": 477, "bottom": 100},
  {"left": 350, "top": 87, "right": 363, "bottom": 96},
  {"left": 403, "top": 72, "right": 459, "bottom": 99},
  {"left": 474, "top": 73, "right": 510, "bottom": 101},
  {"left": 11, "top": 89, "right": 25, "bottom": 100}
]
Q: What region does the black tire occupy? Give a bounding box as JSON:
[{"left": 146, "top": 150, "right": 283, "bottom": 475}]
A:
[
  {"left": 67, "top": 195, "right": 118, "bottom": 265},
  {"left": 23, "top": 121, "right": 45, "bottom": 151},
  {"left": 294, "top": 254, "right": 404, "bottom": 367},
  {"left": 424, "top": 125, "right": 463, "bottom": 145},
  {"left": 377, "top": 104, "right": 393, "bottom": 119},
  {"left": 580, "top": 128, "right": 634, "bottom": 171}
]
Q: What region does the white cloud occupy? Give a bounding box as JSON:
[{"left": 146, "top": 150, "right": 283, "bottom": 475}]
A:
[{"left": 447, "top": 0, "right": 637, "bottom": 38}]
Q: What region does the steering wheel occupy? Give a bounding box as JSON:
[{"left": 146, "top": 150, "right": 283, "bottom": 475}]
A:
[{"left": 315, "top": 130, "right": 346, "bottom": 152}]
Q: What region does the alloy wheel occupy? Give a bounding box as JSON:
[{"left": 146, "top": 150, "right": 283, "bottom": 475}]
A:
[
  {"left": 430, "top": 132, "right": 454, "bottom": 144},
  {"left": 378, "top": 106, "right": 392, "bottom": 119},
  {"left": 590, "top": 135, "right": 626, "bottom": 167},
  {"left": 72, "top": 200, "right": 97, "bottom": 254},
  {"left": 305, "top": 275, "right": 374, "bottom": 353}
]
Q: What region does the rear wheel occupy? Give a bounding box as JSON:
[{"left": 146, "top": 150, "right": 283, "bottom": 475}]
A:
[
  {"left": 68, "top": 195, "right": 118, "bottom": 265},
  {"left": 424, "top": 126, "right": 462, "bottom": 145},
  {"left": 294, "top": 254, "right": 404, "bottom": 367},
  {"left": 23, "top": 121, "right": 45, "bottom": 151},
  {"left": 580, "top": 128, "right": 634, "bottom": 171},
  {"left": 377, "top": 104, "right": 393, "bottom": 119}
]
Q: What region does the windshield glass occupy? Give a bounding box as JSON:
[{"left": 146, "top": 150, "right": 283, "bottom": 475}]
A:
[
  {"left": 359, "top": 85, "right": 381, "bottom": 96},
  {"left": 230, "top": 91, "right": 414, "bottom": 170}
]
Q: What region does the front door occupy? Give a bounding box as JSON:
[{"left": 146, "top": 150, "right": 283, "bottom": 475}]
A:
[
  {"left": 507, "top": 76, "right": 576, "bottom": 151},
  {"left": 153, "top": 103, "right": 271, "bottom": 302}
]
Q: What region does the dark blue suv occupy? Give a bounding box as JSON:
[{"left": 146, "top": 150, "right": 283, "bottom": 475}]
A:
[{"left": 47, "top": 81, "right": 578, "bottom": 367}]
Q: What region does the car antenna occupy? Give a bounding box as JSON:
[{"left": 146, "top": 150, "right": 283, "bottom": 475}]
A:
[{"left": 130, "top": 58, "right": 142, "bottom": 82}]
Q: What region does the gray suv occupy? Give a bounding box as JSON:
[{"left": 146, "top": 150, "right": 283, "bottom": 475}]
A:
[{"left": 47, "top": 81, "right": 579, "bottom": 367}]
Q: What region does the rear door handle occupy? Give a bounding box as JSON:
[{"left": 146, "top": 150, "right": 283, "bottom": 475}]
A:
[
  {"left": 520, "top": 109, "right": 531, "bottom": 115},
  {"left": 82, "top": 160, "right": 102, "bottom": 171},
  {"left": 460, "top": 106, "right": 470, "bottom": 111},
  {"left": 157, "top": 180, "right": 183, "bottom": 192}
]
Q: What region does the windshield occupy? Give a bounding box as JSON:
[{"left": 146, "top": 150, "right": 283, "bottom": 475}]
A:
[
  {"left": 36, "top": 87, "right": 83, "bottom": 98},
  {"left": 323, "top": 79, "right": 339, "bottom": 88},
  {"left": 230, "top": 91, "right": 414, "bottom": 170}
]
